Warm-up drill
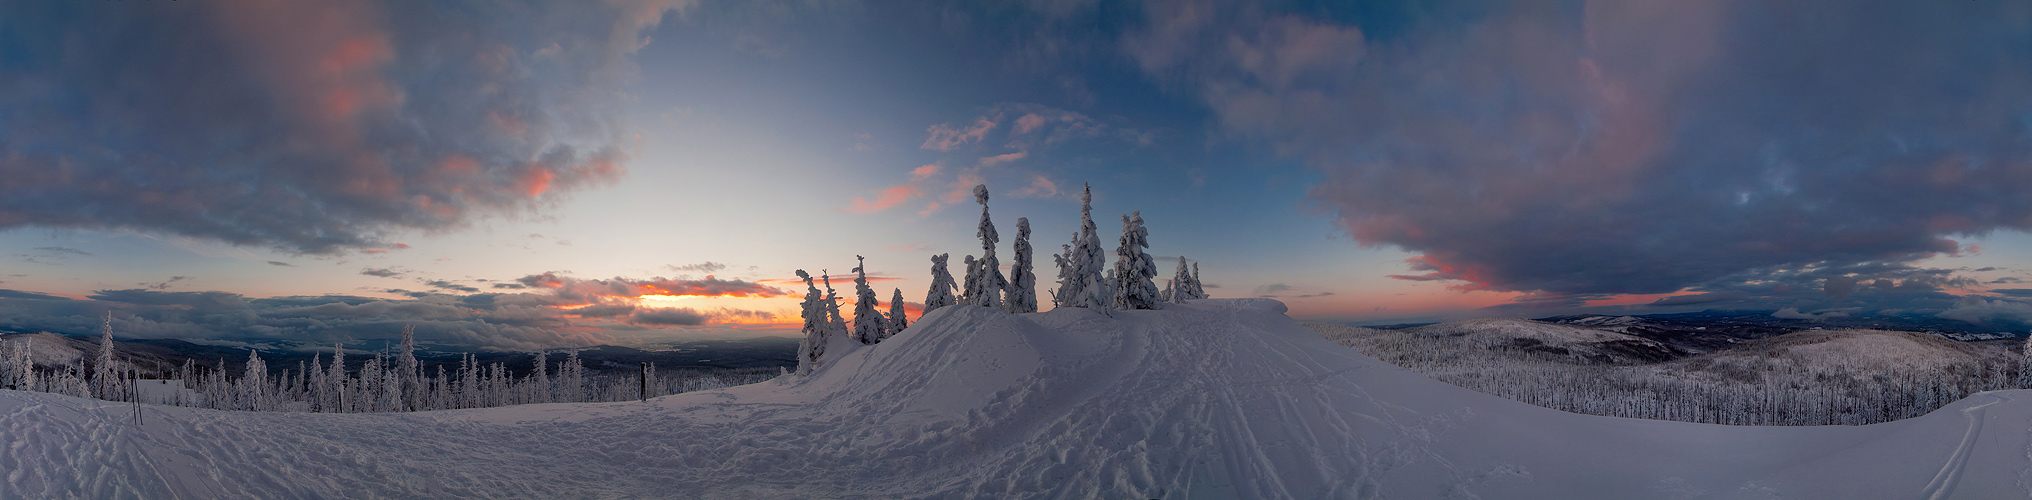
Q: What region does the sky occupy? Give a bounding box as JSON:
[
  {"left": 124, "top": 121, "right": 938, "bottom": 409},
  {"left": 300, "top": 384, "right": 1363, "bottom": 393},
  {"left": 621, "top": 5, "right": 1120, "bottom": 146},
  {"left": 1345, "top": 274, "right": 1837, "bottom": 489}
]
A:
[{"left": 4, "top": 0, "right": 2032, "bottom": 351}]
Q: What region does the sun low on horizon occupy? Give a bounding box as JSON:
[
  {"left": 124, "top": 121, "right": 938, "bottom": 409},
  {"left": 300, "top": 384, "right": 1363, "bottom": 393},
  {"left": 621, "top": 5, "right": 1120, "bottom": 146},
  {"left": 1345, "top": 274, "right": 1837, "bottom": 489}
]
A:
[{"left": 4, "top": 0, "right": 2032, "bottom": 352}]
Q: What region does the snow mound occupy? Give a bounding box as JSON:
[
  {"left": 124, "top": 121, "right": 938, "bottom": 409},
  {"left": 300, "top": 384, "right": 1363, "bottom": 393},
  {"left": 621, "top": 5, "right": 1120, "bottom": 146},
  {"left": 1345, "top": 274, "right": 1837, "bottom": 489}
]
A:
[{"left": 5, "top": 299, "right": 2032, "bottom": 498}]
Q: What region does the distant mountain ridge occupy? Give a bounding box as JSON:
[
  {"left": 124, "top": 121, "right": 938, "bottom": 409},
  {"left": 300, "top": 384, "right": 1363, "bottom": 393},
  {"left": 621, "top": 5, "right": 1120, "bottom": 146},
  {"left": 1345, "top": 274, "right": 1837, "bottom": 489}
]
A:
[{"left": 0, "top": 332, "right": 798, "bottom": 378}]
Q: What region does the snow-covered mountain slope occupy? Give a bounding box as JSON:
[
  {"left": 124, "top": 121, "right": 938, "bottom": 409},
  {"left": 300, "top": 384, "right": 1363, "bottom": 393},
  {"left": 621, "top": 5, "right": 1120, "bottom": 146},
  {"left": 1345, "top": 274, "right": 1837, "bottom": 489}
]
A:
[
  {"left": 3, "top": 299, "right": 2030, "bottom": 498},
  {"left": 1392, "top": 318, "right": 1684, "bottom": 364},
  {"left": 1689, "top": 329, "right": 1992, "bottom": 371}
]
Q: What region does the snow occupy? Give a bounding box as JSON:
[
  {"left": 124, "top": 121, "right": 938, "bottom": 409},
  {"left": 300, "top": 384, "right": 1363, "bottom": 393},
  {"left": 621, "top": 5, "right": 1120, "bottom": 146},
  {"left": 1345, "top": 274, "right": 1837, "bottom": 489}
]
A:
[{"left": 4, "top": 298, "right": 2031, "bottom": 498}]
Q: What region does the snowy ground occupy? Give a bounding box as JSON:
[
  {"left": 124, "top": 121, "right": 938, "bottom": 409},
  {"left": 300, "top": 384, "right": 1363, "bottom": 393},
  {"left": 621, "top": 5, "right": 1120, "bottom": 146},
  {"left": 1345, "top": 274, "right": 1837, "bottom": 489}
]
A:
[{"left": 3, "top": 298, "right": 2030, "bottom": 498}]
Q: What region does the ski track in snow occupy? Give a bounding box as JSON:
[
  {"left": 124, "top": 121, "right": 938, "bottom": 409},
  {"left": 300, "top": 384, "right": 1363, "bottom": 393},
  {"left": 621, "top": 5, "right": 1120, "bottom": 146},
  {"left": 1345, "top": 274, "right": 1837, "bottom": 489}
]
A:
[{"left": 5, "top": 299, "right": 2032, "bottom": 499}]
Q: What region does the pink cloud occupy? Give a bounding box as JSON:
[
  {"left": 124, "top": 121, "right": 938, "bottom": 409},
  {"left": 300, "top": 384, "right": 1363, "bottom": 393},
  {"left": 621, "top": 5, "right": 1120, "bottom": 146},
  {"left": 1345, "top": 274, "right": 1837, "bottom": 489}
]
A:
[{"left": 848, "top": 185, "right": 924, "bottom": 214}]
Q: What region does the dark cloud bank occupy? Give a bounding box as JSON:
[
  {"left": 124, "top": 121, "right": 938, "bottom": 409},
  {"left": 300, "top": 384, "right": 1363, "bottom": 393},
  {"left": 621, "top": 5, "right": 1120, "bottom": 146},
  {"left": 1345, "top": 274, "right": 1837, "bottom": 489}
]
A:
[
  {"left": 1126, "top": 1, "right": 2032, "bottom": 325},
  {"left": 0, "top": 0, "right": 693, "bottom": 254}
]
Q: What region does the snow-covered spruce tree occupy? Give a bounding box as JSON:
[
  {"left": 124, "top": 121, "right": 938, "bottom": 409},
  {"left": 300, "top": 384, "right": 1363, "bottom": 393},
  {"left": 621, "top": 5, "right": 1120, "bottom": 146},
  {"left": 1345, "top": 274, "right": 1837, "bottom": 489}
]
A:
[
  {"left": 822, "top": 271, "right": 849, "bottom": 344},
  {"left": 1189, "top": 262, "right": 1208, "bottom": 299},
  {"left": 239, "top": 349, "right": 269, "bottom": 411},
  {"left": 530, "top": 351, "right": 551, "bottom": 404},
  {"left": 970, "top": 184, "right": 1007, "bottom": 309},
  {"left": 960, "top": 255, "right": 981, "bottom": 306},
  {"left": 794, "top": 270, "right": 827, "bottom": 374},
  {"left": 888, "top": 288, "right": 909, "bottom": 335},
  {"left": 95, "top": 312, "right": 116, "bottom": 400},
  {"left": 2020, "top": 335, "right": 2032, "bottom": 389},
  {"left": 329, "top": 343, "right": 348, "bottom": 412},
  {"left": 562, "top": 349, "right": 585, "bottom": 403},
  {"left": 1051, "top": 234, "right": 1076, "bottom": 307},
  {"left": 1171, "top": 257, "right": 1192, "bottom": 304},
  {"left": 397, "top": 325, "right": 419, "bottom": 410},
  {"left": 924, "top": 253, "right": 957, "bottom": 313},
  {"left": 1006, "top": 217, "right": 1037, "bottom": 313},
  {"left": 851, "top": 256, "right": 884, "bottom": 344},
  {"left": 1065, "top": 183, "right": 1113, "bottom": 315},
  {"left": 1112, "top": 211, "right": 1161, "bottom": 310}
]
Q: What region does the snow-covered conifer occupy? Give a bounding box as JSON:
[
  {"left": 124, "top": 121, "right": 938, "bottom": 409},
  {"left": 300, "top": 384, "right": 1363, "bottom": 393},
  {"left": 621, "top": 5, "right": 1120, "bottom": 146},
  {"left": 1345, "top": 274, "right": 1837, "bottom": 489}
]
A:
[
  {"left": 888, "top": 288, "right": 909, "bottom": 335},
  {"left": 851, "top": 256, "right": 884, "bottom": 344},
  {"left": 822, "top": 271, "right": 849, "bottom": 343},
  {"left": 563, "top": 349, "right": 584, "bottom": 403},
  {"left": 530, "top": 351, "right": 551, "bottom": 404},
  {"left": 1112, "top": 211, "right": 1160, "bottom": 310},
  {"left": 970, "top": 184, "right": 1007, "bottom": 309},
  {"left": 960, "top": 255, "right": 981, "bottom": 306},
  {"left": 1058, "top": 183, "right": 1113, "bottom": 315},
  {"left": 1190, "top": 262, "right": 1208, "bottom": 299},
  {"left": 95, "top": 312, "right": 116, "bottom": 399},
  {"left": 240, "top": 349, "right": 268, "bottom": 411},
  {"left": 397, "top": 325, "right": 419, "bottom": 410},
  {"left": 925, "top": 254, "right": 957, "bottom": 313},
  {"left": 329, "top": 344, "right": 347, "bottom": 412},
  {"left": 1006, "top": 217, "right": 1037, "bottom": 313},
  {"left": 1051, "top": 234, "right": 1076, "bottom": 307},
  {"left": 1170, "top": 257, "right": 1192, "bottom": 304},
  {"left": 794, "top": 270, "right": 827, "bottom": 374}
]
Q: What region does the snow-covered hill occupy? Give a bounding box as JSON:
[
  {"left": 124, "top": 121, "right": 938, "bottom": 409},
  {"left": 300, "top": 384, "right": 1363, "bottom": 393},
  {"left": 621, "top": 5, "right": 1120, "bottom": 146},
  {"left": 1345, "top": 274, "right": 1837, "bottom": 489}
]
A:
[
  {"left": 1399, "top": 318, "right": 1684, "bottom": 364},
  {"left": 3, "top": 299, "right": 2030, "bottom": 498}
]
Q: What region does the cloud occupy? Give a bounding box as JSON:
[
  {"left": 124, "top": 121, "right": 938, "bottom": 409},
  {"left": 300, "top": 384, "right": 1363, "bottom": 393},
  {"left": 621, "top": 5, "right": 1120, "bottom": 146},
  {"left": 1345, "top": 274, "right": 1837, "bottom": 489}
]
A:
[
  {"left": 0, "top": 0, "right": 693, "bottom": 254},
  {"left": 1649, "top": 290, "right": 1752, "bottom": 307},
  {"left": 34, "top": 247, "right": 92, "bottom": 256},
  {"left": 847, "top": 164, "right": 943, "bottom": 214},
  {"left": 266, "top": 261, "right": 295, "bottom": 267},
  {"left": 1993, "top": 277, "right": 2026, "bottom": 284},
  {"left": 1990, "top": 289, "right": 2032, "bottom": 298},
  {"left": 1937, "top": 297, "right": 2032, "bottom": 325},
  {"left": 922, "top": 117, "right": 998, "bottom": 151},
  {"left": 142, "top": 276, "right": 194, "bottom": 291},
  {"left": 1252, "top": 283, "right": 1293, "bottom": 296},
  {"left": 666, "top": 261, "right": 729, "bottom": 274},
  {"left": 424, "top": 280, "right": 481, "bottom": 293},
  {"left": 360, "top": 268, "right": 403, "bottom": 278},
  {"left": 631, "top": 307, "right": 708, "bottom": 326},
  {"left": 1130, "top": 2, "right": 2032, "bottom": 301},
  {"left": 515, "top": 272, "right": 788, "bottom": 302}
]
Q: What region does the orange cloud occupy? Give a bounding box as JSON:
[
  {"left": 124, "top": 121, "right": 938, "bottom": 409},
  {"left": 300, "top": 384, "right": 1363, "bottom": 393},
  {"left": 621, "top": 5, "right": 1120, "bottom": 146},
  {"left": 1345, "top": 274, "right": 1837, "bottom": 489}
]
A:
[{"left": 848, "top": 185, "right": 923, "bottom": 214}]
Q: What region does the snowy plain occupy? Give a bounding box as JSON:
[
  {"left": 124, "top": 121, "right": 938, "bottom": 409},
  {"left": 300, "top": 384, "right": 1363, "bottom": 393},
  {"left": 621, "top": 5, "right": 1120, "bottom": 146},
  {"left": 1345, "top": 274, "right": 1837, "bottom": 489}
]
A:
[{"left": 2, "top": 298, "right": 2029, "bottom": 498}]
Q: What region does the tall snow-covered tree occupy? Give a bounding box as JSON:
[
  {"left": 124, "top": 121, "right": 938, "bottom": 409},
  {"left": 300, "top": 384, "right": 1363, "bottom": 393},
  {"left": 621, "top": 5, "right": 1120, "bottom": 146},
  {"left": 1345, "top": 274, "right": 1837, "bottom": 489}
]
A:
[
  {"left": 529, "top": 351, "right": 551, "bottom": 404},
  {"left": 960, "top": 255, "right": 982, "bottom": 306},
  {"left": 1170, "top": 257, "right": 1193, "bottom": 304},
  {"left": 925, "top": 253, "right": 957, "bottom": 313},
  {"left": 1113, "top": 211, "right": 1160, "bottom": 310},
  {"left": 887, "top": 288, "right": 909, "bottom": 336},
  {"left": 1057, "top": 183, "right": 1112, "bottom": 315},
  {"left": 970, "top": 184, "right": 1007, "bottom": 309},
  {"left": 329, "top": 343, "right": 347, "bottom": 412},
  {"left": 794, "top": 270, "right": 827, "bottom": 374},
  {"left": 397, "top": 325, "right": 419, "bottom": 410},
  {"left": 95, "top": 312, "right": 115, "bottom": 399},
  {"left": 851, "top": 255, "right": 885, "bottom": 344},
  {"left": 822, "top": 271, "right": 849, "bottom": 342},
  {"left": 1007, "top": 217, "right": 1037, "bottom": 313},
  {"left": 240, "top": 348, "right": 269, "bottom": 411},
  {"left": 1190, "top": 262, "right": 1207, "bottom": 299},
  {"left": 1056, "top": 235, "right": 1072, "bottom": 308},
  {"left": 562, "top": 349, "right": 585, "bottom": 403}
]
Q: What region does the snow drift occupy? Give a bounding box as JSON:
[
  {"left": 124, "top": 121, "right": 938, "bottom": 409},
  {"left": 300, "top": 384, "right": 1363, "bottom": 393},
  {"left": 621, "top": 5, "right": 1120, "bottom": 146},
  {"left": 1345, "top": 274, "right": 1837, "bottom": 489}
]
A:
[{"left": 3, "top": 299, "right": 2030, "bottom": 498}]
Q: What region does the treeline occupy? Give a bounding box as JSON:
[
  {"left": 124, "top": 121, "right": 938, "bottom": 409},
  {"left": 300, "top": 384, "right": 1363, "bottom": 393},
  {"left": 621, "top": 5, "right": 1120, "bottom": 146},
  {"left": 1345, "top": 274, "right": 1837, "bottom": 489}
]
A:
[
  {"left": 1, "top": 321, "right": 778, "bottom": 413},
  {"left": 1312, "top": 323, "right": 2024, "bottom": 426},
  {"left": 787, "top": 183, "right": 1210, "bottom": 373}
]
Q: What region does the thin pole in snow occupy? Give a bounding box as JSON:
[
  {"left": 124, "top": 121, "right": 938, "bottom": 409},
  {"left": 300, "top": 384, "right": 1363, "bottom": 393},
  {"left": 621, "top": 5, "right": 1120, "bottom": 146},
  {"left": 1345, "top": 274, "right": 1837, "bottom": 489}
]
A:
[{"left": 638, "top": 362, "right": 647, "bottom": 402}]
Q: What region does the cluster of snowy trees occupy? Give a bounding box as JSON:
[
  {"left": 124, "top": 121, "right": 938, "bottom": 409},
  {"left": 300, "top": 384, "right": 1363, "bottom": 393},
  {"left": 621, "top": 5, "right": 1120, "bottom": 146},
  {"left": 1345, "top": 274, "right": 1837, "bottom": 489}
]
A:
[
  {"left": 1313, "top": 323, "right": 2032, "bottom": 426},
  {"left": 1, "top": 323, "right": 776, "bottom": 413},
  {"left": 794, "top": 183, "right": 1209, "bottom": 373}
]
